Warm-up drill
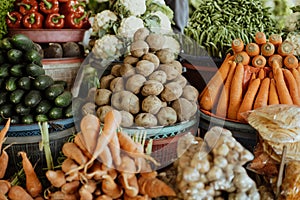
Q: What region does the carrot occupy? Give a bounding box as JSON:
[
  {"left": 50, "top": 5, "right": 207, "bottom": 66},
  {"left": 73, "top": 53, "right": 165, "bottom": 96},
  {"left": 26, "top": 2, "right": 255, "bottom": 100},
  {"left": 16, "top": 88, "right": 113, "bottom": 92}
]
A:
[
  {"left": 216, "top": 61, "right": 237, "bottom": 118},
  {"left": 61, "top": 180, "right": 80, "bottom": 194},
  {"left": 199, "top": 53, "right": 233, "bottom": 111},
  {"left": 98, "top": 145, "right": 113, "bottom": 168},
  {"left": 252, "top": 55, "right": 267, "bottom": 68},
  {"left": 278, "top": 40, "right": 294, "bottom": 56},
  {"left": 108, "top": 129, "right": 121, "bottom": 167},
  {"left": 45, "top": 170, "right": 66, "bottom": 188},
  {"left": 80, "top": 114, "right": 100, "bottom": 154},
  {"left": 234, "top": 51, "right": 250, "bottom": 65},
  {"left": 49, "top": 190, "right": 78, "bottom": 200},
  {"left": 291, "top": 68, "right": 300, "bottom": 96},
  {"left": 8, "top": 185, "right": 33, "bottom": 200},
  {"left": 61, "top": 158, "right": 79, "bottom": 173},
  {"left": 273, "top": 61, "right": 293, "bottom": 104},
  {"left": 283, "top": 69, "right": 300, "bottom": 105},
  {"left": 0, "top": 148, "right": 8, "bottom": 179},
  {"left": 255, "top": 32, "right": 266, "bottom": 45},
  {"left": 261, "top": 42, "right": 275, "bottom": 57},
  {"left": 124, "top": 194, "right": 150, "bottom": 200},
  {"left": 0, "top": 118, "right": 10, "bottom": 151},
  {"left": 237, "top": 78, "right": 261, "bottom": 121},
  {"left": 258, "top": 68, "right": 265, "bottom": 80},
  {"left": 95, "top": 195, "right": 113, "bottom": 200},
  {"left": 101, "top": 174, "right": 123, "bottom": 199},
  {"left": 231, "top": 38, "right": 244, "bottom": 53},
  {"left": 73, "top": 132, "right": 92, "bottom": 159},
  {"left": 245, "top": 42, "right": 260, "bottom": 57},
  {"left": 268, "top": 54, "right": 283, "bottom": 68},
  {"left": 0, "top": 180, "right": 11, "bottom": 195},
  {"left": 227, "top": 63, "right": 244, "bottom": 120},
  {"left": 269, "top": 34, "right": 282, "bottom": 46},
  {"left": 62, "top": 142, "right": 88, "bottom": 166},
  {"left": 253, "top": 77, "right": 270, "bottom": 109},
  {"left": 19, "top": 151, "right": 42, "bottom": 198},
  {"left": 269, "top": 78, "right": 280, "bottom": 105},
  {"left": 284, "top": 54, "right": 298, "bottom": 69},
  {"left": 137, "top": 176, "right": 176, "bottom": 198},
  {"left": 119, "top": 173, "right": 139, "bottom": 197},
  {"left": 101, "top": 165, "right": 118, "bottom": 180}
]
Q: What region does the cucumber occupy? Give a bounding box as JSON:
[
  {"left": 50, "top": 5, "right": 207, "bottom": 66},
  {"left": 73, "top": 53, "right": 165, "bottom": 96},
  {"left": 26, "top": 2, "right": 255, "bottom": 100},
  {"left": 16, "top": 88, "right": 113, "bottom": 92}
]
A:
[
  {"left": 33, "top": 75, "right": 54, "bottom": 90},
  {"left": 0, "top": 103, "right": 14, "bottom": 118},
  {"left": 5, "top": 77, "right": 18, "bottom": 91},
  {"left": 0, "top": 63, "right": 10, "bottom": 77},
  {"left": 10, "top": 89, "right": 25, "bottom": 104},
  {"left": 26, "top": 63, "right": 45, "bottom": 77},
  {"left": 10, "top": 64, "right": 25, "bottom": 77},
  {"left": 7, "top": 49, "right": 23, "bottom": 64},
  {"left": 24, "top": 90, "right": 42, "bottom": 108},
  {"left": 10, "top": 34, "right": 34, "bottom": 51},
  {"left": 21, "top": 114, "right": 34, "bottom": 124},
  {"left": 0, "top": 91, "right": 8, "bottom": 105},
  {"left": 0, "top": 37, "right": 13, "bottom": 50},
  {"left": 0, "top": 53, "right": 6, "bottom": 65},
  {"left": 54, "top": 91, "right": 72, "bottom": 107},
  {"left": 17, "top": 77, "right": 31, "bottom": 90},
  {"left": 15, "top": 103, "right": 31, "bottom": 115},
  {"left": 44, "top": 83, "right": 65, "bottom": 100},
  {"left": 64, "top": 104, "right": 73, "bottom": 118},
  {"left": 54, "top": 80, "right": 68, "bottom": 88},
  {"left": 35, "top": 99, "right": 52, "bottom": 114},
  {"left": 35, "top": 114, "right": 48, "bottom": 122},
  {"left": 24, "top": 49, "right": 42, "bottom": 64},
  {"left": 11, "top": 115, "right": 20, "bottom": 124},
  {"left": 48, "top": 107, "right": 63, "bottom": 120}
]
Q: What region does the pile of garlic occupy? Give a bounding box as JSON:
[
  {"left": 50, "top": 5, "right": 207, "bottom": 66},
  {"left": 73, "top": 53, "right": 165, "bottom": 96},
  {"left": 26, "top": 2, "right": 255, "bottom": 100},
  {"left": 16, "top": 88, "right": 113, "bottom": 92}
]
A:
[{"left": 174, "top": 126, "right": 260, "bottom": 200}]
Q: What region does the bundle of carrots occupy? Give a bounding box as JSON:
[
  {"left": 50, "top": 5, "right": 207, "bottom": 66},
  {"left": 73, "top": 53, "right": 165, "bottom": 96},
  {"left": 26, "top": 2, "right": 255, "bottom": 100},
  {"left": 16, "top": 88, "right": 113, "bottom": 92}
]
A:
[
  {"left": 44, "top": 110, "right": 176, "bottom": 200},
  {"left": 199, "top": 32, "right": 300, "bottom": 122}
]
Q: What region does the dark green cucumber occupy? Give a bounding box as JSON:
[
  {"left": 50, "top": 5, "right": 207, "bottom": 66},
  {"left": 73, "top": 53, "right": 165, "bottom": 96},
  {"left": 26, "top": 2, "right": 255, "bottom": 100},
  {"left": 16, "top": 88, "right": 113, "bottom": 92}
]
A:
[
  {"left": 26, "top": 63, "right": 45, "bottom": 77},
  {"left": 7, "top": 49, "right": 23, "bottom": 64},
  {"left": 33, "top": 75, "right": 54, "bottom": 90},
  {"left": 5, "top": 77, "right": 18, "bottom": 91},
  {"left": 54, "top": 80, "right": 68, "bottom": 88},
  {"left": 15, "top": 103, "right": 31, "bottom": 115},
  {"left": 10, "top": 115, "right": 20, "bottom": 124},
  {"left": 44, "top": 83, "right": 65, "bottom": 100},
  {"left": 0, "top": 63, "right": 10, "bottom": 77},
  {"left": 35, "top": 99, "right": 52, "bottom": 114},
  {"left": 21, "top": 114, "right": 34, "bottom": 124},
  {"left": 10, "top": 64, "right": 25, "bottom": 77},
  {"left": 0, "top": 37, "right": 13, "bottom": 50},
  {"left": 48, "top": 107, "right": 63, "bottom": 120},
  {"left": 17, "top": 77, "right": 31, "bottom": 90},
  {"left": 24, "top": 90, "right": 42, "bottom": 108},
  {"left": 10, "top": 34, "right": 34, "bottom": 51},
  {"left": 35, "top": 114, "right": 48, "bottom": 122},
  {"left": 54, "top": 91, "right": 72, "bottom": 107},
  {"left": 0, "top": 91, "right": 8, "bottom": 105},
  {"left": 64, "top": 104, "right": 73, "bottom": 118},
  {"left": 24, "top": 49, "right": 42, "bottom": 64},
  {"left": 0, "top": 53, "right": 6, "bottom": 65},
  {"left": 10, "top": 89, "right": 25, "bottom": 104},
  {"left": 0, "top": 103, "right": 14, "bottom": 118}
]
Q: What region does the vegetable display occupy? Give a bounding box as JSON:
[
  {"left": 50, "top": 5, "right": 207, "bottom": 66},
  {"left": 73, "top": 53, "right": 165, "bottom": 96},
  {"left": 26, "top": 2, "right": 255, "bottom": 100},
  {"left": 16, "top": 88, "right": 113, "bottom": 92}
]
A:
[
  {"left": 0, "top": 0, "right": 15, "bottom": 39},
  {"left": 184, "top": 0, "right": 279, "bottom": 58},
  {"left": 199, "top": 32, "right": 300, "bottom": 122},
  {"left": 0, "top": 34, "right": 73, "bottom": 125}
]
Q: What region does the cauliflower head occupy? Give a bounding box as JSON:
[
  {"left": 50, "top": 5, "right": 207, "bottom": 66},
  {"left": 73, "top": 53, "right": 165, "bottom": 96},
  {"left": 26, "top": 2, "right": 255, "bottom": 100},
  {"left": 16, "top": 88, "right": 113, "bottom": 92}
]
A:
[
  {"left": 117, "top": 16, "right": 144, "bottom": 39},
  {"left": 92, "top": 35, "right": 124, "bottom": 60},
  {"left": 92, "top": 10, "right": 118, "bottom": 33},
  {"left": 114, "top": 0, "right": 146, "bottom": 17},
  {"left": 147, "top": 11, "right": 173, "bottom": 34}
]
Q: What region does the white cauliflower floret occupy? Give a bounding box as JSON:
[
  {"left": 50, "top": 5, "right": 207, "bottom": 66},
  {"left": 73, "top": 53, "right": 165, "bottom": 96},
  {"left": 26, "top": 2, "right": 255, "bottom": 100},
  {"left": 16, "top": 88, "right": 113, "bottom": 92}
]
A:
[
  {"left": 118, "top": 0, "right": 146, "bottom": 16},
  {"left": 92, "top": 10, "right": 118, "bottom": 33},
  {"left": 117, "top": 16, "right": 144, "bottom": 39},
  {"left": 152, "top": 0, "right": 165, "bottom": 5},
  {"left": 149, "top": 11, "right": 173, "bottom": 34},
  {"left": 92, "top": 35, "right": 124, "bottom": 60}
]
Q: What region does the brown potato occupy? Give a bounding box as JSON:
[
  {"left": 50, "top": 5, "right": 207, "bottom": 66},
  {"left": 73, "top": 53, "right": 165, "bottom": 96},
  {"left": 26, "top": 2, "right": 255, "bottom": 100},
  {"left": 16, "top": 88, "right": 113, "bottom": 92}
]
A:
[
  {"left": 173, "top": 74, "right": 187, "bottom": 88},
  {"left": 182, "top": 85, "right": 199, "bottom": 102},
  {"left": 169, "top": 60, "right": 183, "bottom": 74},
  {"left": 172, "top": 98, "right": 198, "bottom": 121},
  {"left": 159, "top": 64, "right": 180, "bottom": 81},
  {"left": 100, "top": 74, "right": 115, "bottom": 89},
  {"left": 81, "top": 102, "right": 96, "bottom": 115},
  {"left": 95, "top": 88, "right": 112, "bottom": 106},
  {"left": 125, "top": 74, "right": 146, "bottom": 94},
  {"left": 156, "top": 106, "right": 177, "bottom": 126},
  {"left": 124, "top": 55, "right": 139, "bottom": 65},
  {"left": 156, "top": 48, "right": 175, "bottom": 64},
  {"left": 136, "top": 60, "right": 155, "bottom": 77},
  {"left": 133, "top": 27, "right": 150, "bottom": 41},
  {"left": 111, "top": 91, "right": 140, "bottom": 114},
  {"left": 142, "top": 53, "right": 160, "bottom": 69},
  {"left": 120, "top": 110, "right": 134, "bottom": 127},
  {"left": 130, "top": 40, "right": 149, "bottom": 58},
  {"left": 110, "top": 77, "right": 124, "bottom": 92},
  {"left": 111, "top": 64, "right": 122, "bottom": 77},
  {"left": 96, "top": 105, "right": 113, "bottom": 122},
  {"left": 145, "top": 33, "right": 165, "bottom": 52},
  {"left": 141, "top": 80, "right": 164, "bottom": 96},
  {"left": 142, "top": 95, "right": 163, "bottom": 114},
  {"left": 160, "top": 82, "right": 183, "bottom": 102},
  {"left": 86, "top": 87, "right": 97, "bottom": 102},
  {"left": 135, "top": 113, "right": 158, "bottom": 127},
  {"left": 119, "top": 63, "right": 135, "bottom": 78},
  {"left": 148, "top": 70, "right": 167, "bottom": 84}
]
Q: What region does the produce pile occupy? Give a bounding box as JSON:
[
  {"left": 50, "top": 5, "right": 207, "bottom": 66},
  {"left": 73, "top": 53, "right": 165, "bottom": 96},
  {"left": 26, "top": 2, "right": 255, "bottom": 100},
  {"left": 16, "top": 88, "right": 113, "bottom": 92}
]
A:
[
  {"left": 6, "top": 0, "right": 90, "bottom": 29},
  {"left": 0, "top": 34, "right": 73, "bottom": 125},
  {"left": 199, "top": 32, "right": 300, "bottom": 122}
]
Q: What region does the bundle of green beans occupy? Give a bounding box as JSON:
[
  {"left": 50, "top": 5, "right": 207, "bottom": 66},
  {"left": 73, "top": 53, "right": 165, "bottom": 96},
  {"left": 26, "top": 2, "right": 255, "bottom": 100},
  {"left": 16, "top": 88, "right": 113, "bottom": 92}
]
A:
[{"left": 184, "top": 0, "right": 279, "bottom": 58}]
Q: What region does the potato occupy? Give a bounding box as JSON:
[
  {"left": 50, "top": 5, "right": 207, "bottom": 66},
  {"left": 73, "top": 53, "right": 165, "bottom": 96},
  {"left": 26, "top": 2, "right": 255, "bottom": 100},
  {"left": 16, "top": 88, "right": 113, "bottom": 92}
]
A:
[
  {"left": 135, "top": 113, "right": 158, "bottom": 127},
  {"left": 111, "top": 91, "right": 140, "bottom": 114},
  {"left": 110, "top": 77, "right": 124, "bottom": 92},
  {"left": 120, "top": 110, "right": 134, "bottom": 127},
  {"left": 136, "top": 60, "right": 155, "bottom": 77},
  {"left": 141, "top": 80, "right": 164, "bottom": 96},
  {"left": 142, "top": 95, "right": 163, "bottom": 114},
  {"left": 162, "top": 36, "right": 181, "bottom": 55},
  {"left": 169, "top": 60, "right": 183, "bottom": 74},
  {"left": 100, "top": 74, "right": 115, "bottom": 89},
  {"left": 125, "top": 74, "right": 146, "bottom": 94},
  {"left": 156, "top": 48, "right": 176, "bottom": 64},
  {"left": 159, "top": 64, "right": 180, "bottom": 81},
  {"left": 124, "top": 55, "right": 139, "bottom": 65},
  {"left": 172, "top": 98, "right": 198, "bottom": 121},
  {"left": 94, "top": 88, "right": 112, "bottom": 106},
  {"left": 111, "top": 64, "right": 122, "bottom": 77},
  {"left": 133, "top": 27, "right": 150, "bottom": 41},
  {"left": 142, "top": 53, "right": 160, "bottom": 69},
  {"left": 81, "top": 102, "right": 96, "bottom": 115},
  {"left": 160, "top": 82, "right": 183, "bottom": 102},
  {"left": 145, "top": 33, "right": 165, "bottom": 52},
  {"left": 148, "top": 70, "right": 167, "bottom": 84},
  {"left": 156, "top": 106, "right": 177, "bottom": 126},
  {"left": 119, "top": 63, "right": 135, "bottom": 78},
  {"left": 96, "top": 105, "right": 113, "bottom": 122},
  {"left": 173, "top": 74, "right": 187, "bottom": 88},
  {"left": 86, "top": 87, "right": 97, "bottom": 102},
  {"left": 130, "top": 40, "right": 149, "bottom": 58},
  {"left": 182, "top": 85, "right": 199, "bottom": 102}
]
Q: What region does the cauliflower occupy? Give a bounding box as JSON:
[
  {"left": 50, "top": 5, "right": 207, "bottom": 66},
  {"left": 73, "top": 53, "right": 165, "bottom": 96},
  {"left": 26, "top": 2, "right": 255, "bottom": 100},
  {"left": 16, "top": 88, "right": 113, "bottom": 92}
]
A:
[
  {"left": 113, "top": 0, "right": 146, "bottom": 17},
  {"left": 92, "top": 10, "right": 118, "bottom": 34},
  {"left": 152, "top": 0, "right": 165, "bottom": 5},
  {"left": 117, "top": 16, "right": 144, "bottom": 39},
  {"left": 92, "top": 35, "right": 124, "bottom": 61},
  {"left": 147, "top": 11, "right": 173, "bottom": 34}
]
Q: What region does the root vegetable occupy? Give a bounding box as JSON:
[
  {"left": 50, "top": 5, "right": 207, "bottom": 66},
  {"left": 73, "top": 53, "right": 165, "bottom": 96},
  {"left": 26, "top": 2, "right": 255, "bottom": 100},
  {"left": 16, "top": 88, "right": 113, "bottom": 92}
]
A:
[
  {"left": 125, "top": 74, "right": 146, "bottom": 94},
  {"left": 101, "top": 174, "right": 123, "bottom": 198},
  {"left": 95, "top": 195, "right": 113, "bottom": 200},
  {"left": 8, "top": 185, "right": 33, "bottom": 200},
  {"left": 245, "top": 43, "right": 260, "bottom": 57},
  {"left": 148, "top": 70, "right": 167, "bottom": 84},
  {"left": 111, "top": 91, "right": 140, "bottom": 114},
  {"left": 156, "top": 106, "right": 177, "bottom": 126},
  {"left": 100, "top": 74, "right": 115, "bottom": 89},
  {"left": 283, "top": 69, "right": 300, "bottom": 105},
  {"left": 156, "top": 49, "right": 175, "bottom": 64},
  {"left": 253, "top": 77, "right": 270, "bottom": 109},
  {"left": 130, "top": 40, "right": 149, "bottom": 58},
  {"left": 234, "top": 51, "right": 250, "bottom": 65},
  {"left": 142, "top": 53, "right": 160, "bottom": 69},
  {"left": 255, "top": 32, "right": 266, "bottom": 45},
  {"left": 0, "top": 149, "right": 8, "bottom": 179},
  {"left": 142, "top": 95, "right": 163, "bottom": 114},
  {"left": 284, "top": 54, "right": 298, "bottom": 69},
  {"left": 0, "top": 118, "right": 10, "bottom": 151},
  {"left": 124, "top": 55, "right": 139, "bottom": 65},
  {"left": 159, "top": 64, "right": 180, "bottom": 81},
  {"left": 46, "top": 170, "right": 66, "bottom": 188},
  {"left": 133, "top": 28, "right": 150, "bottom": 41},
  {"left": 136, "top": 60, "right": 155, "bottom": 77},
  {"left": 182, "top": 85, "right": 199, "bottom": 102},
  {"left": 80, "top": 114, "right": 100, "bottom": 154},
  {"left": 268, "top": 78, "right": 279, "bottom": 105},
  {"left": 172, "top": 98, "right": 197, "bottom": 121},
  {"left": 119, "top": 64, "right": 135, "bottom": 78},
  {"left": 145, "top": 33, "right": 165, "bottom": 52},
  {"left": 119, "top": 173, "right": 139, "bottom": 198},
  {"left": 110, "top": 77, "right": 124, "bottom": 92},
  {"left": 96, "top": 105, "right": 114, "bottom": 123},
  {"left": 135, "top": 113, "right": 158, "bottom": 127},
  {"left": 61, "top": 158, "right": 79, "bottom": 173},
  {"left": 161, "top": 82, "right": 183, "bottom": 102},
  {"left": 95, "top": 89, "right": 112, "bottom": 106},
  {"left": 141, "top": 80, "right": 164, "bottom": 96},
  {"left": 62, "top": 142, "right": 88, "bottom": 166},
  {"left": 73, "top": 133, "right": 92, "bottom": 159},
  {"left": 61, "top": 181, "right": 80, "bottom": 194},
  {"left": 110, "top": 64, "right": 122, "bottom": 77},
  {"left": 48, "top": 190, "right": 78, "bottom": 200},
  {"left": 261, "top": 42, "right": 275, "bottom": 57},
  {"left": 231, "top": 38, "right": 244, "bottom": 53},
  {"left": 81, "top": 102, "right": 96, "bottom": 116},
  {"left": 78, "top": 186, "right": 93, "bottom": 200},
  {"left": 0, "top": 180, "right": 11, "bottom": 195},
  {"left": 120, "top": 110, "right": 134, "bottom": 127}
]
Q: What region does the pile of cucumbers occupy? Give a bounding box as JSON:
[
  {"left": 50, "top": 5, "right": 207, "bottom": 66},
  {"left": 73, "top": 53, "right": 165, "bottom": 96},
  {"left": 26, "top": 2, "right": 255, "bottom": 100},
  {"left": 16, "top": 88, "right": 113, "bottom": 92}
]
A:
[{"left": 0, "top": 34, "right": 73, "bottom": 125}]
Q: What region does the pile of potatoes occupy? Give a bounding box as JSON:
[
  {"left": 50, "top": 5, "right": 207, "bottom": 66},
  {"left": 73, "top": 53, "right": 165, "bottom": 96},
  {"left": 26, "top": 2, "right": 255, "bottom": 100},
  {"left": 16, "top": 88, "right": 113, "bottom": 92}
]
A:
[{"left": 94, "top": 28, "right": 199, "bottom": 127}]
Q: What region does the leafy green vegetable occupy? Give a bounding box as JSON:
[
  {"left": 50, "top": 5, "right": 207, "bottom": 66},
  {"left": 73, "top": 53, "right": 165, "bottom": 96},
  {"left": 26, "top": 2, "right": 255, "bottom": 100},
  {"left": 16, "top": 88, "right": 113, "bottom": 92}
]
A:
[
  {"left": 0, "top": 0, "right": 15, "bottom": 40},
  {"left": 145, "top": 0, "right": 174, "bottom": 21}
]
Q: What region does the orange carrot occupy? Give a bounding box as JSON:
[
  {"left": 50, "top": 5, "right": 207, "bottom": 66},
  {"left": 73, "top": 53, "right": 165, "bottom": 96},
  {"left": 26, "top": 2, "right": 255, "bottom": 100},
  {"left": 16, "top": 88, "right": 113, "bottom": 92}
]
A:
[
  {"left": 291, "top": 68, "right": 300, "bottom": 96},
  {"left": 269, "top": 78, "right": 280, "bottom": 105},
  {"left": 61, "top": 180, "right": 80, "bottom": 194},
  {"left": 252, "top": 55, "right": 267, "bottom": 68},
  {"left": 0, "top": 146, "right": 10, "bottom": 179},
  {"left": 19, "top": 151, "right": 42, "bottom": 198},
  {"left": 108, "top": 130, "right": 121, "bottom": 167},
  {"left": 8, "top": 185, "right": 33, "bottom": 200},
  {"left": 85, "top": 162, "right": 107, "bottom": 181},
  {"left": 284, "top": 54, "right": 299, "bottom": 69},
  {"left": 61, "top": 158, "right": 79, "bottom": 173},
  {"left": 283, "top": 69, "right": 300, "bottom": 105},
  {"left": 255, "top": 32, "right": 266, "bottom": 45},
  {"left": 253, "top": 77, "right": 270, "bottom": 109},
  {"left": 124, "top": 194, "right": 150, "bottom": 200},
  {"left": 227, "top": 63, "right": 244, "bottom": 120},
  {"left": 49, "top": 190, "right": 78, "bottom": 200},
  {"left": 98, "top": 145, "right": 113, "bottom": 168},
  {"left": 95, "top": 195, "right": 113, "bottom": 200},
  {"left": 258, "top": 68, "right": 265, "bottom": 80},
  {"left": 261, "top": 42, "right": 275, "bottom": 57},
  {"left": 0, "top": 118, "right": 10, "bottom": 150},
  {"left": 101, "top": 174, "right": 123, "bottom": 199},
  {"left": 269, "top": 34, "right": 282, "bottom": 47},
  {"left": 62, "top": 142, "right": 88, "bottom": 166},
  {"left": 73, "top": 132, "right": 92, "bottom": 159},
  {"left": 45, "top": 170, "right": 66, "bottom": 188},
  {"left": 0, "top": 180, "right": 11, "bottom": 195},
  {"left": 268, "top": 54, "right": 283, "bottom": 68},
  {"left": 231, "top": 38, "right": 244, "bottom": 53},
  {"left": 234, "top": 51, "right": 250, "bottom": 65},
  {"left": 80, "top": 114, "right": 100, "bottom": 154},
  {"left": 237, "top": 78, "right": 261, "bottom": 121},
  {"left": 120, "top": 173, "right": 139, "bottom": 198},
  {"left": 216, "top": 61, "right": 237, "bottom": 118},
  {"left": 278, "top": 40, "right": 294, "bottom": 56},
  {"left": 245, "top": 42, "right": 260, "bottom": 57},
  {"left": 199, "top": 53, "right": 233, "bottom": 111}
]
